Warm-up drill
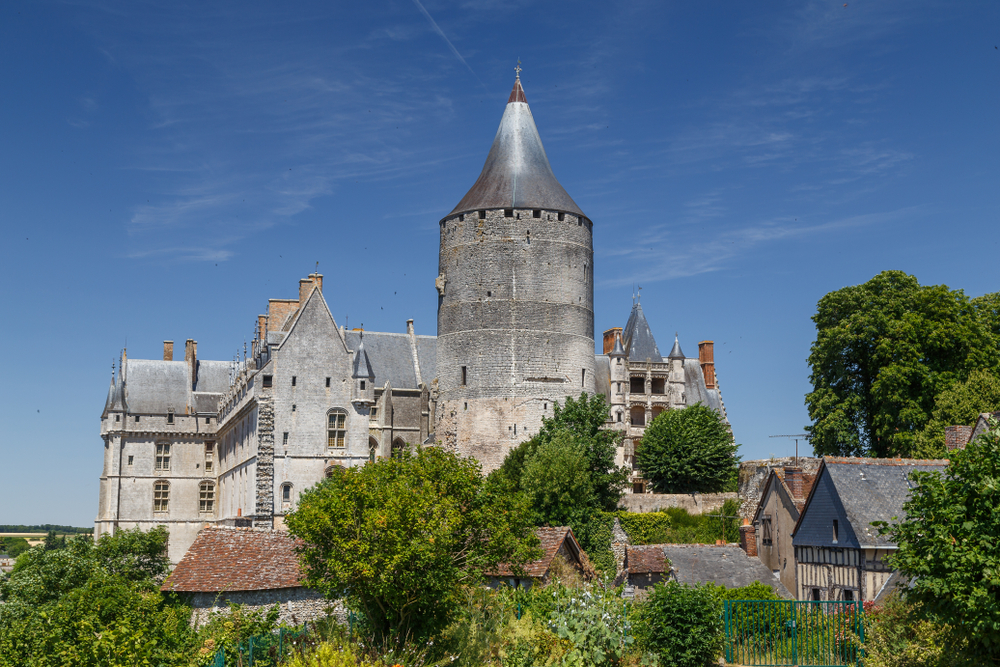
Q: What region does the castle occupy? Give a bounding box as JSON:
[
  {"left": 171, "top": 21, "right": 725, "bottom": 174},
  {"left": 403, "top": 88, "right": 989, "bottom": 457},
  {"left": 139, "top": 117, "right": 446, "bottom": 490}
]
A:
[{"left": 94, "top": 73, "right": 727, "bottom": 562}]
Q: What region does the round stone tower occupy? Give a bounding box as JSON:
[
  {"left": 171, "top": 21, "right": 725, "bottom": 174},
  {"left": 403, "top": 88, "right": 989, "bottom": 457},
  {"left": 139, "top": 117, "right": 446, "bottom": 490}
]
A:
[{"left": 435, "top": 73, "right": 596, "bottom": 470}]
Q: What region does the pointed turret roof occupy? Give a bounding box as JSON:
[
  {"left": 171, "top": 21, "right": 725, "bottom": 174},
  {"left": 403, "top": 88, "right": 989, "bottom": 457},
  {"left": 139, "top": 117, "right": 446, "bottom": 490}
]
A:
[
  {"left": 352, "top": 333, "right": 375, "bottom": 379},
  {"left": 622, "top": 303, "right": 663, "bottom": 362},
  {"left": 667, "top": 334, "right": 685, "bottom": 359},
  {"left": 610, "top": 333, "right": 626, "bottom": 357},
  {"left": 448, "top": 76, "right": 585, "bottom": 217},
  {"left": 108, "top": 361, "right": 128, "bottom": 413}
]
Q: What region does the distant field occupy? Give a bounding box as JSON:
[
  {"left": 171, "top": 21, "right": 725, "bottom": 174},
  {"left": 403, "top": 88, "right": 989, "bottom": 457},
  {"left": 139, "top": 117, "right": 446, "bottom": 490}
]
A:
[{"left": 0, "top": 525, "right": 93, "bottom": 534}]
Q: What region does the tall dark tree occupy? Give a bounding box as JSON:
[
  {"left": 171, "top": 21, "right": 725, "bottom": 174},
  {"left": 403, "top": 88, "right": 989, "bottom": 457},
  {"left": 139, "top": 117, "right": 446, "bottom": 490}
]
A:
[
  {"left": 806, "top": 271, "right": 1000, "bottom": 458},
  {"left": 635, "top": 404, "right": 739, "bottom": 494}
]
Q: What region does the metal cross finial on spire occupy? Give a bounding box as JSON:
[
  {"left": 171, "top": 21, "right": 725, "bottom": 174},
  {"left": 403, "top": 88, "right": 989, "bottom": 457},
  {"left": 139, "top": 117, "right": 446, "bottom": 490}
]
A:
[
  {"left": 637, "top": 285, "right": 642, "bottom": 304},
  {"left": 514, "top": 60, "right": 522, "bottom": 80}
]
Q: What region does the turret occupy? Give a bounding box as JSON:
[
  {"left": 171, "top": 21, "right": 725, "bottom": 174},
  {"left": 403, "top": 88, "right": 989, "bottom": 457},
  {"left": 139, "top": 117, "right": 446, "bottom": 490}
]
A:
[{"left": 351, "top": 333, "right": 375, "bottom": 406}]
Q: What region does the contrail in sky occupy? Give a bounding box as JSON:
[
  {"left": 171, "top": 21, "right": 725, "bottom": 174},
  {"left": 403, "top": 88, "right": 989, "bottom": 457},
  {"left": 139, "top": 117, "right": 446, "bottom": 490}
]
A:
[{"left": 411, "top": 0, "right": 489, "bottom": 91}]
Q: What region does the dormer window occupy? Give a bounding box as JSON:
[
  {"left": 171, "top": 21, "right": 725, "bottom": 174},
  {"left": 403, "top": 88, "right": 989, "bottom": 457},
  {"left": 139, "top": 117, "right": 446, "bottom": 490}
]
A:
[{"left": 360, "top": 380, "right": 366, "bottom": 390}]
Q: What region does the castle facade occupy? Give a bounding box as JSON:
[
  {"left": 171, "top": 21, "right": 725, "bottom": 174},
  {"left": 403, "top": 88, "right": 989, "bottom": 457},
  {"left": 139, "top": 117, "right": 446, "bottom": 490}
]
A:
[{"left": 94, "top": 75, "right": 727, "bottom": 562}]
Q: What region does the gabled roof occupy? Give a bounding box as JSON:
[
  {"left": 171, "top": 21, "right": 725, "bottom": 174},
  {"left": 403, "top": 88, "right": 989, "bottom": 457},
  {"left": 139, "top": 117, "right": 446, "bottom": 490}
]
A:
[
  {"left": 490, "top": 526, "right": 583, "bottom": 578},
  {"left": 659, "top": 544, "right": 793, "bottom": 598},
  {"left": 344, "top": 330, "right": 436, "bottom": 390},
  {"left": 162, "top": 527, "right": 305, "bottom": 593},
  {"left": 622, "top": 303, "right": 663, "bottom": 362},
  {"left": 447, "top": 77, "right": 585, "bottom": 217},
  {"left": 752, "top": 468, "right": 818, "bottom": 524},
  {"left": 793, "top": 457, "right": 949, "bottom": 548}
]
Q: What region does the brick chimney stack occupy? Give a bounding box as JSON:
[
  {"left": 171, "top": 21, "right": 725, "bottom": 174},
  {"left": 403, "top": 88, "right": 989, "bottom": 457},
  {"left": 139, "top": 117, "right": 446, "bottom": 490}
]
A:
[
  {"left": 185, "top": 339, "right": 197, "bottom": 389},
  {"left": 163, "top": 341, "right": 174, "bottom": 361},
  {"left": 739, "top": 519, "right": 757, "bottom": 557},
  {"left": 945, "top": 425, "right": 974, "bottom": 451},
  {"left": 784, "top": 467, "right": 804, "bottom": 500},
  {"left": 698, "top": 341, "right": 716, "bottom": 389},
  {"left": 603, "top": 328, "right": 623, "bottom": 354}
]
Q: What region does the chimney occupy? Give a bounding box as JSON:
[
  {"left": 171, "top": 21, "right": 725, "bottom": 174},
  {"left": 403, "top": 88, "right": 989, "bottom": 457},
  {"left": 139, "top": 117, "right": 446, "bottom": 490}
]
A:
[
  {"left": 945, "top": 425, "right": 974, "bottom": 451},
  {"left": 258, "top": 315, "right": 268, "bottom": 343},
  {"left": 698, "top": 341, "right": 716, "bottom": 389},
  {"left": 784, "top": 467, "right": 804, "bottom": 500},
  {"left": 185, "top": 339, "right": 197, "bottom": 389},
  {"left": 603, "top": 328, "right": 623, "bottom": 354},
  {"left": 407, "top": 319, "right": 423, "bottom": 387},
  {"left": 309, "top": 272, "right": 323, "bottom": 293},
  {"left": 163, "top": 341, "right": 174, "bottom": 361},
  {"left": 299, "top": 277, "right": 316, "bottom": 303},
  {"left": 739, "top": 519, "right": 757, "bottom": 557}
]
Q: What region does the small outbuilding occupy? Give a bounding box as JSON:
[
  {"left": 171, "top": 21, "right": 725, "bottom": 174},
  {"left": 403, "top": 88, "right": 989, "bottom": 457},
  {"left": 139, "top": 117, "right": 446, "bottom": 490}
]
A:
[
  {"left": 488, "top": 526, "right": 587, "bottom": 589},
  {"left": 162, "top": 526, "right": 335, "bottom": 626}
]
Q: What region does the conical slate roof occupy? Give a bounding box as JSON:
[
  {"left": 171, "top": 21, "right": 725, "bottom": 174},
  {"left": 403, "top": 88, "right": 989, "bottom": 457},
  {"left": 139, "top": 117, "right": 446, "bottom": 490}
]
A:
[
  {"left": 610, "top": 333, "right": 626, "bottom": 357},
  {"left": 667, "top": 334, "right": 685, "bottom": 359},
  {"left": 352, "top": 334, "right": 375, "bottom": 379},
  {"left": 448, "top": 77, "right": 585, "bottom": 217},
  {"left": 622, "top": 303, "right": 663, "bottom": 362}
]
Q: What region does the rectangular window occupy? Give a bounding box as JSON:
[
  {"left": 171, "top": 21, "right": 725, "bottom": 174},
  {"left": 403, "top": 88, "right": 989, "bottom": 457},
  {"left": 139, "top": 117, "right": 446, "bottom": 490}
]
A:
[
  {"left": 532, "top": 209, "right": 540, "bottom": 218},
  {"left": 504, "top": 208, "right": 513, "bottom": 217},
  {"left": 153, "top": 482, "right": 169, "bottom": 512},
  {"left": 115, "top": 414, "right": 120, "bottom": 422},
  {"left": 812, "top": 588, "right": 821, "bottom": 601},
  {"left": 630, "top": 377, "right": 646, "bottom": 394},
  {"left": 843, "top": 589, "right": 854, "bottom": 602},
  {"left": 761, "top": 516, "right": 773, "bottom": 546},
  {"left": 155, "top": 443, "right": 170, "bottom": 471},
  {"left": 371, "top": 407, "right": 378, "bottom": 418},
  {"left": 127, "top": 455, "right": 134, "bottom": 466},
  {"left": 167, "top": 412, "right": 174, "bottom": 424},
  {"left": 478, "top": 210, "right": 485, "bottom": 220},
  {"left": 326, "top": 377, "right": 331, "bottom": 387},
  {"left": 282, "top": 485, "right": 291, "bottom": 502},
  {"left": 262, "top": 375, "right": 273, "bottom": 388},
  {"left": 291, "top": 376, "right": 296, "bottom": 386},
  {"left": 199, "top": 482, "right": 215, "bottom": 512},
  {"left": 461, "top": 366, "right": 467, "bottom": 386},
  {"left": 558, "top": 212, "right": 565, "bottom": 221},
  {"left": 292, "top": 404, "right": 296, "bottom": 412},
  {"left": 204, "top": 461, "right": 213, "bottom": 472},
  {"left": 833, "top": 519, "right": 839, "bottom": 543},
  {"left": 582, "top": 369, "right": 586, "bottom": 386},
  {"left": 205, "top": 416, "right": 211, "bottom": 424},
  {"left": 328, "top": 412, "right": 347, "bottom": 447},
  {"left": 283, "top": 432, "right": 289, "bottom": 445},
  {"left": 360, "top": 380, "right": 366, "bottom": 390},
  {"left": 135, "top": 415, "right": 140, "bottom": 422}
]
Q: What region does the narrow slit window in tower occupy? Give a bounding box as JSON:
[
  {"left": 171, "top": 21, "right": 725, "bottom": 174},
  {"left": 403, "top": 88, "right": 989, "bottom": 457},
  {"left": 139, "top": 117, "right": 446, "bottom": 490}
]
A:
[
  {"left": 461, "top": 366, "right": 467, "bottom": 386},
  {"left": 291, "top": 376, "right": 296, "bottom": 386},
  {"left": 582, "top": 369, "right": 586, "bottom": 386},
  {"left": 326, "top": 377, "right": 331, "bottom": 387},
  {"left": 833, "top": 519, "right": 839, "bottom": 543}
]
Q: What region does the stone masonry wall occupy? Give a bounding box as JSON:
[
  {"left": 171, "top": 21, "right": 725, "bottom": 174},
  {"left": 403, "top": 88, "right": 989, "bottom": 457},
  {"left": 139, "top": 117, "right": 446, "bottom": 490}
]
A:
[
  {"left": 621, "top": 492, "right": 736, "bottom": 515},
  {"left": 254, "top": 394, "right": 275, "bottom": 527},
  {"left": 187, "top": 587, "right": 345, "bottom": 628}
]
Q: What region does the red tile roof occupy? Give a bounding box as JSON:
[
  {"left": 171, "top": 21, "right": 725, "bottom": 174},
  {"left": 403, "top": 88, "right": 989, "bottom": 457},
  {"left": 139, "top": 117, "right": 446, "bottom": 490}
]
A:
[
  {"left": 491, "top": 526, "right": 581, "bottom": 578},
  {"left": 626, "top": 545, "right": 670, "bottom": 574},
  {"left": 162, "top": 526, "right": 305, "bottom": 593}
]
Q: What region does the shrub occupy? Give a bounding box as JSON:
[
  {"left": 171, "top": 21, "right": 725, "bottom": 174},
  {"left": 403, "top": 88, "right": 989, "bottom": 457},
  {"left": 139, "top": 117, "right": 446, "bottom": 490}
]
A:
[
  {"left": 634, "top": 582, "right": 722, "bottom": 667},
  {"left": 862, "top": 595, "right": 970, "bottom": 667}
]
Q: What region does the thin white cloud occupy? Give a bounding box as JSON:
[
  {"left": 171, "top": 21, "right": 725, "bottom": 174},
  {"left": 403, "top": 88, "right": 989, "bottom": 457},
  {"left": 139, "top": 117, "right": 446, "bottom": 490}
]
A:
[{"left": 410, "top": 0, "right": 487, "bottom": 91}]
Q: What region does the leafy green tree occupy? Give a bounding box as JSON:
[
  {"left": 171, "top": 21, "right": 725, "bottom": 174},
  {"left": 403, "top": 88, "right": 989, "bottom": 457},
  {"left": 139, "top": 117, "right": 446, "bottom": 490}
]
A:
[
  {"left": 912, "top": 369, "right": 1000, "bottom": 457},
  {"left": 635, "top": 404, "right": 739, "bottom": 494},
  {"left": 520, "top": 431, "right": 597, "bottom": 530},
  {"left": 43, "top": 529, "right": 66, "bottom": 551},
  {"left": 634, "top": 582, "right": 723, "bottom": 667},
  {"left": 0, "top": 536, "right": 29, "bottom": 558},
  {"left": 495, "top": 393, "right": 628, "bottom": 512},
  {"left": 286, "top": 447, "right": 540, "bottom": 642},
  {"left": 875, "top": 420, "right": 1000, "bottom": 660},
  {"left": 806, "top": 271, "right": 1000, "bottom": 457}
]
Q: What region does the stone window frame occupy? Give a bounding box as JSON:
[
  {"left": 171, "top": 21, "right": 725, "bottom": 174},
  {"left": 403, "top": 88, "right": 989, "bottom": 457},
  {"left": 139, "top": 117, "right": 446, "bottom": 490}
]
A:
[
  {"left": 391, "top": 438, "right": 406, "bottom": 459},
  {"left": 327, "top": 408, "right": 348, "bottom": 448},
  {"left": 155, "top": 442, "right": 171, "bottom": 471},
  {"left": 281, "top": 482, "right": 293, "bottom": 507},
  {"left": 153, "top": 480, "right": 169, "bottom": 513},
  {"left": 761, "top": 515, "right": 773, "bottom": 546},
  {"left": 199, "top": 480, "right": 215, "bottom": 513}
]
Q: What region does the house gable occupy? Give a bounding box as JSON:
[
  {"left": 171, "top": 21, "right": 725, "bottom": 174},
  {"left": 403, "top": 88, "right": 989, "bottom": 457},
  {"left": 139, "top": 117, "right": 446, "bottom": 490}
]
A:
[{"left": 792, "top": 465, "right": 860, "bottom": 548}]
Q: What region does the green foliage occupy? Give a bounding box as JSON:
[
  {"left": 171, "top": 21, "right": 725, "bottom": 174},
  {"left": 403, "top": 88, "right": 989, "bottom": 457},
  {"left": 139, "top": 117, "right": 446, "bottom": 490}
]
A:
[
  {"left": 806, "top": 271, "right": 1000, "bottom": 458},
  {"left": 634, "top": 582, "right": 723, "bottom": 667},
  {"left": 0, "top": 536, "right": 30, "bottom": 557},
  {"left": 614, "top": 512, "right": 672, "bottom": 546},
  {"left": 0, "top": 524, "right": 94, "bottom": 534},
  {"left": 0, "top": 527, "right": 196, "bottom": 667},
  {"left": 521, "top": 432, "right": 598, "bottom": 530},
  {"left": 286, "top": 447, "right": 540, "bottom": 643},
  {"left": 707, "top": 580, "right": 781, "bottom": 602},
  {"left": 912, "top": 369, "right": 1000, "bottom": 458},
  {"left": 875, "top": 420, "right": 1000, "bottom": 660},
  {"left": 496, "top": 394, "right": 629, "bottom": 513},
  {"left": 194, "top": 603, "right": 282, "bottom": 666},
  {"left": 542, "top": 583, "right": 633, "bottom": 666},
  {"left": 635, "top": 404, "right": 739, "bottom": 494},
  {"left": 862, "top": 595, "right": 969, "bottom": 667}
]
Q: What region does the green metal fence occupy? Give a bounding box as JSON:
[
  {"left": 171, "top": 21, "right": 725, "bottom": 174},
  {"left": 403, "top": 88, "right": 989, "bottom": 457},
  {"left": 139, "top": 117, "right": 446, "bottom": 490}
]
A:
[
  {"left": 210, "top": 626, "right": 307, "bottom": 667},
  {"left": 723, "top": 600, "right": 864, "bottom": 666}
]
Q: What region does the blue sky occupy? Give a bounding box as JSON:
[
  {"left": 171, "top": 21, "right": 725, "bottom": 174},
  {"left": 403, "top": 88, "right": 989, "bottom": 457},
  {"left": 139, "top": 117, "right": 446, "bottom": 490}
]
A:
[{"left": 1, "top": 1, "right": 998, "bottom": 526}]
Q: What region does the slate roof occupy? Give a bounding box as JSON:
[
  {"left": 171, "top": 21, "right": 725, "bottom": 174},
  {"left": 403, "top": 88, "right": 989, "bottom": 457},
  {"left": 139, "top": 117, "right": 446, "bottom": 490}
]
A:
[
  {"left": 448, "top": 77, "right": 585, "bottom": 217},
  {"left": 625, "top": 545, "right": 671, "bottom": 574},
  {"left": 796, "top": 457, "right": 950, "bottom": 548},
  {"left": 661, "top": 544, "right": 793, "bottom": 598},
  {"left": 352, "top": 336, "right": 375, "bottom": 379},
  {"left": 683, "top": 358, "right": 725, "bottom": 416},
  {"left": 113, "top": 358, "right": 229, "bottom": 415},
  {"left": 490, "top": 526, "right": 582, "bottom": 578},
  {"left": 622, "top": 303, "right": 663, "bottom": 362},
  {"left": 594, "top": 354, "right": 611, "bottom": 398},
  {"left": 666, "top": 335, "right": 685, "bottom": 359},
  {"left": 162, "top": 527, "right": 305, "bottom": 593},
  {"left": 343, "top": 330, "right": 436, "bottom": 390}
]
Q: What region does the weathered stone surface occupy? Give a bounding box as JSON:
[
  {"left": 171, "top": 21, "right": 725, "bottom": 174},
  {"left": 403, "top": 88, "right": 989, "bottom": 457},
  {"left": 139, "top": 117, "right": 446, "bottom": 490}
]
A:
[{"left": 621, "top": 492, "right": 736, "bottom": 515}]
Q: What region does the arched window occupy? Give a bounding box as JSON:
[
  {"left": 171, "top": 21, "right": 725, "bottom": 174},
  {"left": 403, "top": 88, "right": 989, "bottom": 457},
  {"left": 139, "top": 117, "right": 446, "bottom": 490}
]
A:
[
  {"left": 368, "top": 437, "right": 379, "bottom": 463},
  {"left": 327, "top": 409, "right": 347, "bottom": 448},
  {"left": 391, "top": 438, "right": 406, "bottom": 459},
  {"left": 281, "top": 483, "right": 292, "bottom": 506},
  {"left": 153, "top": 481, "right": 169, "bottom": 513},
  {"left": 630, "top": 406, "right": 646, "bottom": 427},
  {"left": 199, "top": 481, "right": 215, "bottom": 513},
  {"left": 325, "top": 463, "right": 343, "bottom": 478}
]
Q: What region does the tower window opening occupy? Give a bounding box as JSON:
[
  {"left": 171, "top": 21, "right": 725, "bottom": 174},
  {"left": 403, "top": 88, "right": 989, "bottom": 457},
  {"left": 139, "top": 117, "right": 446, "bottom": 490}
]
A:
[
  {"left": 115, "top": 414, "right": 120, "bottom": 422},
  {"left": 533, "top": 209, "right": 540, "bottom": 218},
  {"left": 167, "top": 412, "right": 173, "bottom": 424},
  {"left": 461, "top": 366, "right": 467, "bottom": 386},
  {"left": 478, "top": 210, "right": 485, "bottom": 220},
  {"left": 127, "top": 455, "right": 134, "bottom": 465},
  {"left": 291, "top": 376, "right": 296, "bottom": 386},
  {"left": 578, "top": 218, "right": 582, "bottom": 226},
  {"left": 135, "top": 415, "right": 140, "bottom": 422},
  {"left": 544, "top": 403, "right": 547, "bottom": 410},
  {"left": 360, "top": 380, "right": 366, "bottom": 390},
  {"left": 459, "top": 214, "right": 464, "bottom": 221},
  {"left": 514, "top": 424, "right": 517, "bottom": 435},
  {"left": 504, "top": 208, "right": 513, "bottom": 218},
  {"left": 487, "top": 291, "right": 491, "bottom": 297},
  {"left": 558, "top": 212, "right": 565, "bottom": 221},
  {"left": 283, "top": 432, "right": 289, "bottom": 445},
  {"left": 326, "top": 377, "right": 331, "bottom": 387},
  {"left": 582, "top": 369, "right": 586, "bottom": 386},
  {"left": 292, "top": 404, "right": 296, "bottom": 412},
  {"left": 263, "top": 375, "right": 272, "bottom": 387}
]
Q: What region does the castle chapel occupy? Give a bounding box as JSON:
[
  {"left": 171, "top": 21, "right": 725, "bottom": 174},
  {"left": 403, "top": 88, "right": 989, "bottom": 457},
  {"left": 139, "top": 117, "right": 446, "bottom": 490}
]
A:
[{"left": 94, "top": 74, "right": 727, "bottom": 562}]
